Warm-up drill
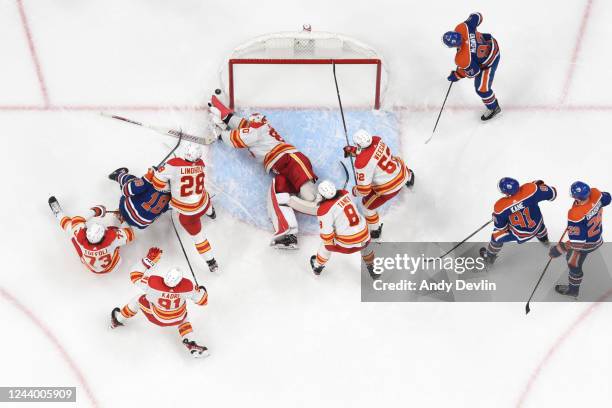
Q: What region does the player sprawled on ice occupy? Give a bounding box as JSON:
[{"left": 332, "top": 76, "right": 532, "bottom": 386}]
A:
[
  {"left": 108, "top": 167, "right": 171, "bottom": 229},
  {"left": 443, "top": 12, "right": 501, "bottom": 121},
  {"left": 110, "top": 247, "right": 209, "bottom": 358},
  {"left": 549, "top": 182, "right": 610, "bottom": 298},
  {"left": 311, "top": 180, "right": 378, "bottom": 280},
  {"left": 48, "top": 197, "right": 135, "bottom": 274},
  {"left": 479, "top": 178, "right": 557, "bottom": 264},
  {"left": 208, "top": 94, "right": 318, "bottom": 249},
  {"left": 152, "top": 143, "right": 219, "bottom": 273},
  {"left": 343, "top": 129, "right": 414, "bottom": 240}
]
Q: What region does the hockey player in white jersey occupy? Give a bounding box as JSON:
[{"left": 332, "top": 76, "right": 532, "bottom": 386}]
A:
[
  {"left": 110, "top": 247, "right": 209, "bottom": 358},
  {"left": 152, "top": 143, "right": 219, "bottom": 272},
  {"left": 208, "top": 94, "right": 318, "bottom": 249},
  {"left": 343, "top": 129, "right": 414, "bottom": 241},
  {"left": 48, "top": 196, "right": 135, "bottom": 274},
  {"left": 310, "top": 180, "right": 378, "bottom": 280}
]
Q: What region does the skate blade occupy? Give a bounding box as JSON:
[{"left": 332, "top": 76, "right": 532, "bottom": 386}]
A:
[{"left": 271, "top": 244, "right": 299, "bottom": 250}]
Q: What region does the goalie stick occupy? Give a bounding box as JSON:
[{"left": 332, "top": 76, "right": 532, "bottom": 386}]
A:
[{"left": 100, "top": 112, "right": 206, "bottom": 142}]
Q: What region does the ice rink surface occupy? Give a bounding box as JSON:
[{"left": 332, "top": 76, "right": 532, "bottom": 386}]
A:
[{"left": 1, "top": 0, "right": 612, "bottom": 407}]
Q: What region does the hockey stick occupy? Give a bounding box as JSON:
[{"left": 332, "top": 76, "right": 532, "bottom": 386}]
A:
[
  {"left": 525, "top": 228, "right": 569, "bottom": 315},
  {"left": 170, "top": 212, "right": 199, "bottom": 286},
  {"left": 426, "top": 219, "right": 493, "bottom": 262},
  {"left": 100, "top": 113, "right": 209, "bottom": 145},
  {"left": 425, "top": 81, "right": 453, "bottom": 144},
  {"left": 332, "top": 62, "right": 357, "bottom": 184},
  {"left": 339, "top": 161, "right": 350, "bottom": 190}
]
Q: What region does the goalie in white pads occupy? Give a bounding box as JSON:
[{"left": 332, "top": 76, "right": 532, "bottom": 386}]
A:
[
  {"left": 48, "top": 196, "right": 135, "bottom": 274},
  {"left": 110, "top": 247, "right": 209, "bottom": 358},
  {"left": 310, "top": 180, "right": 379, "bottom": 280},
  {"left": 343, "top": 129, "right": 414, "bottom": 240},
  {"left": 209, "top": 95, "right": 318, "bottom": 250},
  {"left": 152, "top": 143, "right": 219, "bottom": 272}
]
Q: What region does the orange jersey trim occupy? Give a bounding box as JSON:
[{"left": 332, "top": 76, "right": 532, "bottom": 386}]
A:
[
  {"left": 130, "top": 271, "right": 144, "bottom": 283},
  {"left": 335, "top": 226, "right": 370, "bottom": 246},
  {"left": 151, "top": 175, "right": 168, "bottom": 190},
  {"left": 171, "top": 192, "right": 209, "bottom": 213},
  {"left": 454, "top": 23, "right": 471, "bottom": 69},
  {"left": 152, "top": 303, "right": 187, "bottom": 321},
  {"left": 372, "top": 158, "right": 408, "bottom": 195},
  {"left": 263, "top": 143, "right": 296, "bottom": 171},
  {"left": 229, "top": 129, "right": 249, "bottom": 148}
]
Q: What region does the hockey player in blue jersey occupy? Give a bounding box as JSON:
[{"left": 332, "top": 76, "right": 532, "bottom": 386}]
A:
[
  {"left": 443, "top": 12, "right": 501, "bottom": 121},
  {"left": 108, "top": 167, "right": 172, "bottom": 229},
  {"left": 549, "top": 181, "right": 611, "bottom": 297},
  {"left": 480, "top": 178, "right": 557, "bottom": 264}
]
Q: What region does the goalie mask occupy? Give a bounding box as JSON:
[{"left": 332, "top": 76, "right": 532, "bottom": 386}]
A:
[{"left": 248, "top": 113, "right": 267, "bottom": 128}]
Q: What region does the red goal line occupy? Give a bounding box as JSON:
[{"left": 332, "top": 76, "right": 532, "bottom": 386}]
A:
[{"left": 228, "top": 58, "right": 383, "bottom": 110}]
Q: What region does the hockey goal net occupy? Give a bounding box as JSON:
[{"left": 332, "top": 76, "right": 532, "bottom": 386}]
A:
[{"left": 219, "top": 27, "right": 388, "bottom": 110}]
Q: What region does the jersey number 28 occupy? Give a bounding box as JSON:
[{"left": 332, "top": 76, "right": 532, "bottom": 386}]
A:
[{"left": 180, "top": 174, "right": 204, "bottom": 197}]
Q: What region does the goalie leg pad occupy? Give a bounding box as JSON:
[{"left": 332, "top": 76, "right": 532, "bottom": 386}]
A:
[{"left": 267, "top": 177, "right": 298, "bottom": 239}]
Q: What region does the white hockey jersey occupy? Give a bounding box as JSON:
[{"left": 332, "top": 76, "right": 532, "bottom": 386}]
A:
[
  {"left": 354, "top": 136, "right": 409, "bottom": 196},
  {"left": 59, "top": 215, "right": 134, "bottom": 274},
  {"left": 129, "top": 261, "right": 208, "bottom": 326},
  {"left": 221, "top": 118, "right": 297, "bottom": 173},
  {"left": 317, "top": 190, "right": 370, "bottom": 249},
  {"left": 152, "top": 157, "right": 211, "bottom": 215}
]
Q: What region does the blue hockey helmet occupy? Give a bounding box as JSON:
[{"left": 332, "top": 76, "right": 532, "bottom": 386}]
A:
[
  {"left": 570, "top": 181, "right": 591, "bottom": 201},
  {"left": 442, "top": 31, "right": 462, "bottom": 48},
  {"left": 498, "top": 177, "right": 519, "bottom": 196}
]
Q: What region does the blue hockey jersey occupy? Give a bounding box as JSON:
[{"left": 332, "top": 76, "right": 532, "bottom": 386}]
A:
[
  {"left": 454, "top": 13, "right": 500, "bottom": 78},
  {"left": 492, "top": 182, "right": 557, "bottom": 242},
  {"left": 567, "top": 188, "right": 611, "bottom": 251},
  {"left": 118, "top": 174, "right": 170, "bottom": 229}
]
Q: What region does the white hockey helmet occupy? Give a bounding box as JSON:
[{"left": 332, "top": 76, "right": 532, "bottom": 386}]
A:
[
  {"left": 184, "top": 142, "right": 203, "bottom": 162},
  {"left": 163, "top": 267, "right": 183, "bottom": 288},
  {"left": 86, "top": 222, "right": 106, "bottom": 244},
  {"left": 353, "top": 129, "right": 372, "bottom": 149},
  {"left": 248, "top": 112, "right": 267, "bottom": 126},
  {"left": 318, "top": 180, "right": 337, "bottom": 200}
]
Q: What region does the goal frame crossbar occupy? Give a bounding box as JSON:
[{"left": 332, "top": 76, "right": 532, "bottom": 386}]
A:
[{"left": 228, "top": 58, "right": 383, "bottom": 110}]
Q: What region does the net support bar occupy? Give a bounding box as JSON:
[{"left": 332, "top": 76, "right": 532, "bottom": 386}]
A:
[{"left": 228, "top": 58, "right": 382, "bottom": 110}]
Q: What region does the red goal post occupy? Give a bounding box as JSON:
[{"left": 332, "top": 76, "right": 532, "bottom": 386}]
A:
[{"left": 220, "top": 28, "right": 388, "bottom": 110}]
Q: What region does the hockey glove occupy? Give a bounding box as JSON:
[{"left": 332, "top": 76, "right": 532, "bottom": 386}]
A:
[
  {"left": 343, "top": 145, "right": 357, "bottom": 158},
  {"left": 143, "top": 247, "right": 163, "bottom": 268},
  {"left": 90, "top": 205, "right": 107, "bottom": 218},
  {"left": 447, "top": 71, "right": 461, "bottom": 82},
  {"left": 533, "top": 180, "right": 545, "bottom": 186},
  {"left": 549, "top": 242, "right": 568, "bottom": 258}
]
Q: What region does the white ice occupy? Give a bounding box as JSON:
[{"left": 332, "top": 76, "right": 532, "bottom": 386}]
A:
[{"left": 1, "top": 1, "right": 612, "bottom": 407}]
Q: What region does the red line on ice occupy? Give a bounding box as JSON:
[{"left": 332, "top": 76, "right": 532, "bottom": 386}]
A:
[
  {"left": 0, "top": 104, "right": 611, "bottom": 112},
  {"left": 516, "top": 288, "right": 612, "bottom": 407},
  {"left": 15, "top": 0, "right": 50, "bottom": 107},
  {"left": 560, "top": 0, "right": 594, "bottom": 104},
  {"left": 0, "top": 287, "right": 99, "bottom": 407}
]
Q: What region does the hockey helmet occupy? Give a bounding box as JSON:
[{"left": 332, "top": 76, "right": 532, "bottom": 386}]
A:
[
  {"left": 184, "top": 142, "right": 203, "bottom": 162},
  {"left": 498, "top": 177, "right": 519, "bottom": 196},
  {"left": 86, "top": 222, "right": 106, "bottom": 244},
  {"left": 442, "top": 31, "right": 462, "bottom": 48},
  {"left": 570, "top": 181, "right": 591, "bottom": 201},
  {"left": 163, "top": 267, "right": 183, "bottom": 288},
  {"left": 318, "top": 180, "right": 337, "bottom": 200},
  {"left": 353, "top": 129, "right": 372, "bottom": 149}
]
